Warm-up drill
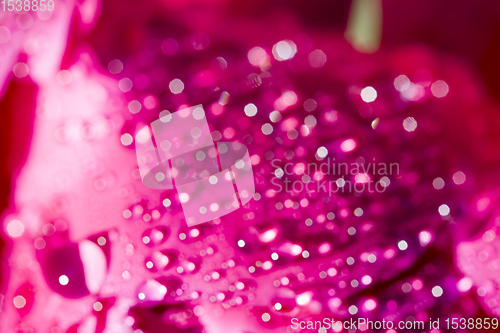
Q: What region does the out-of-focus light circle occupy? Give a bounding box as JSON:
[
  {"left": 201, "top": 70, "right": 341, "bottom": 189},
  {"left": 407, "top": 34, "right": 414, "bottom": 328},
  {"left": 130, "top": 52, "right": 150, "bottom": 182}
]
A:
[
  {"left": 348, "top": 305, "right": 358, "bottom": 315},
  {"left": 483, "top": 230, "right": 496, "bottom": 243},
  {"left": 108, "top": 59, "right": 123, "bottom": 74},
  {"left": 0, "top": 26, "right": 11, "bottom": 44},
  {"left": 318, "top": 242, "right": 331, "bottom": 254},
  {"left": 195, "top": 151, "right": 206, "bottom": 161},
  {"left": 191, "top": 32, "right": 209, "bottom": 50},
  {"left": 453, "top": 171, "right": 466, "bottom": 185},
  {"left": 208, "top": 175, "right": 218, "bottom": 185},
  {"left": 193, "top": 107, "right": 205, "bottom": 120},
  {"left": 433, "top": 177, "right": 445, "bottom": 190},
  {"left": 402, "top": 283, "right": 412, "bottom": 293},
  {"left": 327, "top": 268, "right": 337, "bottom": 277},
  {"left": 238, "top": 240, "right": 245, "bottom": 247},
  {"left": 401, "top": 82, "right": 425, "bottom": 101},
  {"left": 431, "top": 80, "right": 449, "bottom": 98},
  {"left": 272, "top": 40, "right": 297, "bottom": 61},
  {"left": 59, "top": 275, "right": 69, "bottom": 286},
  {"left": 478, "top": 251, "right": 488, "bottom": 261},
  {"left": 125, "top": 316, "right": 135, "bottom": 326},
  {"left": 303, "top": 99, "right": 317, "bottom": 112},
  {"left": 398, "top": 240, "right": 408, "bottom": 251},
  {"left": 419, "top": 230, "right": 432, "bottom": 246},
  {"left": 336, "top": 179, "right": 346, "bottom": 188},
  {"left": 262, "top": 123, "right": 273, "bottom": 135},
  {"left": 118, "top": 78, "right": 133, "bottom": 92},
  {"left": 403, "top": 117, "right": 417, "bottom": 132},
  {"left": 179, "top": 193, "right": 189, "bottom": 203},
  {"left": 354, "top": 208, "right": 363, "bottom": 217},
  {"left": 244, "top": 103, "right": 258, "bottom": 117},
  {"left": 159, "top": 110, "right": 172, "bottom": 123},
  {"left": 37, "top": 8, "right": 52, "bottom": 20},
  {"left": 93, "top": 301, "right": 103, "bottom": 311},
  {"left": 235, "top": 159, "right": 245, "bottom": 170},
  {"left": 13, "top": 63, "right": 29, "bottom": 78},
  {"left": 262, "top": 313, "right": 271, "bottom": 322},
  {"left": 394, "top": 75, "right": 410, "bottom": 91},
  {"left": 457, "top": 277, "right": 473, "bottom": 292},
  {"left": 329, "top": 297, "right": 342, "bottom": 311},
  {"left": 291, "top": 245, "right": 302, "bottom": 256},
  {"left": 296, "top": 292, "right": 312, "bottom": 305},
  {"left": 380, "top": 176, "right": 390, "bottom": 187},
  {"left": 304, "top": 115, "right": 317, "bottom": 128},
  {"left": 121, "top": 133, "right": 133, "bottom": 146},
  {"left": 432, "top": 286, "right": 443, "bottom": 297},
  {"left": 24, "top": 39, "right": 39, "bottom": 54},
  {"left": 161, "top": 38, "right": 179, "bottom": 55},
  {"left": 128, "top": 100, "right": 142, "bottom": 114},
  {"left": 223, "top": 127, "right": 234, "bottom": 139},
  {"left": 248, "top": 47, "right": 268, "bottom": 67},
  {"left": 211, "top": 131, "right": 222, "bottom": 142},
  {"left": 269, "top": 111, "right": 282, "bottom": 123},
  {"left": 361, "top": 275, "right": 372, "bottom": 285},
  {"left": 193, "top": 305, "right": 204, "bottom": 316},
  {"left": 317, "top": 146, "right": 328, "bottom": 158},
  {"left": 169, "top": 79, "right": 184, "bottom": 94},
  {"left": 412, "top": 279, "right": 423, "bottom": 290},
  {"left": 34, "top": 237, "right": 46, "bottom": 249},
  {"left": 13, "top": 295, "right": 26, "bottom": 309},
  {"left": 143, "top": 96, "right": 157, "bottom": 110},
  {"left": 7, "top": 220, "right": 24, "bottom": 238},
  {"left": 277, "top": 90, "right": 297, "bottom": 111},
  {"left": 17, "top": 13, "right": 33, "bottom": 29},
  {"left": 287, "top": 129, "right": 299, "bottom": 140},
  {"left": 300, "top": 125, "right": 310, "bottom": 136},
  {"left": 57, "top": 70, "right": 73, "bottom": 85},
  {"left": 189, "top": 229, "right": 199, "bottom": 238},
  {"left": 262, "top": 261, "right": 272, "bottom": 270},
  {"left": 438, "top": 204, "right": 450, "bottom": 216},
  {"left": 361, "top": 86, "right": 377, "bottom": 103},
  {"left": 363, "top": 299, "right": 377, "bottom": 311},
  {"left": 155, "top": 172, "right": 165, "bottom": 182},
  {"left": 340, "top": 139, "right": 357, "bottom": 152},
  {"left": 274, "top": 168, "right": 284, "bottom": 178},
  {"left": 308, "top": 49, "right": 327, "bottom": 68}
]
